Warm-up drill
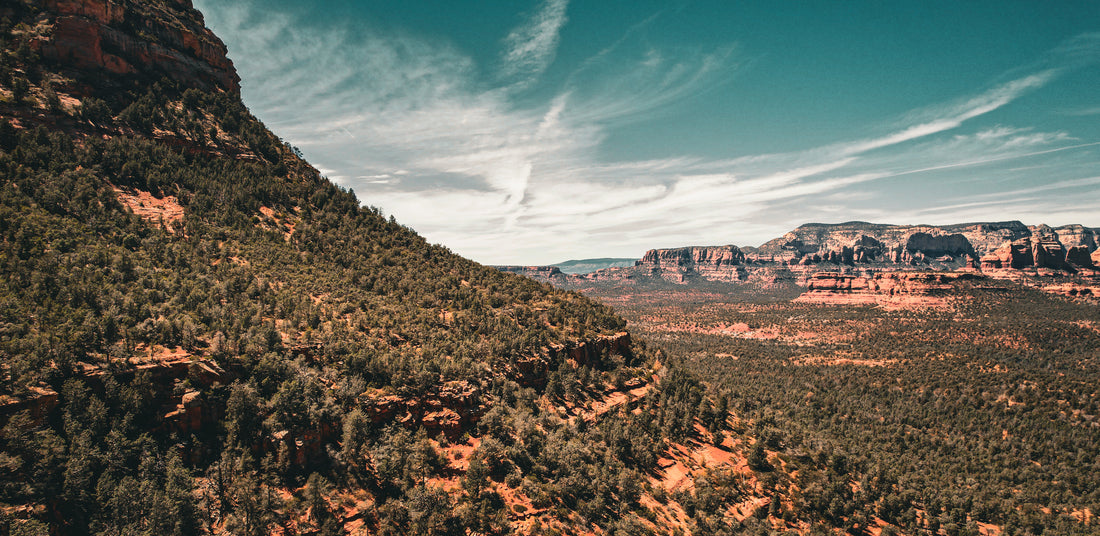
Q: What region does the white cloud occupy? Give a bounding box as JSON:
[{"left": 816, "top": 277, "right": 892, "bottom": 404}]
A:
[
  {"left": 838, "top": 72, "right": 1056, "bottom": 156},
  {"left": 500, "top": 0, "right": 569, "bottom": 86}
]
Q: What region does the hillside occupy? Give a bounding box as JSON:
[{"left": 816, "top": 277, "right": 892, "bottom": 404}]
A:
[{"left": 0, "top": 2, "right": 697, "bottom": 534}]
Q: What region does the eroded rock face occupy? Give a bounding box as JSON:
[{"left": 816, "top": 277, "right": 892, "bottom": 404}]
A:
[
  {"left": 636, "top": 246, "right": 747, "bottom": 282},
  {"left": 751, "top": 221, "right": 1096, "bottom": 274},
  {"left": 904, "top": 232, "right": 974, "bottom": 257},
  {"left": 1066, "top": 246, "right": 1094, "bottom": 268},
  {"left": 994, "top": 242, "right": 1033, "bottom": 269},
  {"left": 953, "top": 221, "right": 1033, "bottom": 254},
  {"left": 1032, "top": 238, "right": 1067, "bottom": 270},
  {"left": 639, "top": 246, "right": 746, "bottom": 267},
  {"left": 32, "top": 0, "right": 240, "bottom": 93},
  {"left": 756, "top": 223, "right": 980, "bottom": 269},
  {"left": 0, "top": 386, "right": 59, "bottom": 428},
  {"left": 501, "top": 221, "right": 1098, "bottom": 288},
  {"left": 796, "top": 271, "right": 985, "bottom": 309},
  {"left": 358, "top": 381, "right": 488, "bottom": 438}
]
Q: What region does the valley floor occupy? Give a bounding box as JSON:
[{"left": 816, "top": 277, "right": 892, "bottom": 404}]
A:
[{"left": 571, "top": 276, "right": 1100, "bottom": 535}]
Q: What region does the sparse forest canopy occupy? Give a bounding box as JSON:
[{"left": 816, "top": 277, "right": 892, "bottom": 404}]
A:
[{"left": 589, "top": 281, "right": 1100, "bottom": 536}]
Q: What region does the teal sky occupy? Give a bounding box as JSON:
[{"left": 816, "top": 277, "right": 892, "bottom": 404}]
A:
[{"left": 196, "top": 0, "right": 1100, "bottom": 264}]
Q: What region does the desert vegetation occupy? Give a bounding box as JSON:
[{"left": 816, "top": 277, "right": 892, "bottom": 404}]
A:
[{"left": 582, "top": 278, "right": 1100, "bottom": 535}]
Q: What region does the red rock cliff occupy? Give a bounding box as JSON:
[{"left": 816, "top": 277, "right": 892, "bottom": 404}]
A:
[{"left": 31, "top": 0, "right": 240, "bottom": 93}]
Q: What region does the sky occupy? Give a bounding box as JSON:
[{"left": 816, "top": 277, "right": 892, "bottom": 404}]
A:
[{"left": 195, "top": 0, "right": 1100, "bottom": 265}]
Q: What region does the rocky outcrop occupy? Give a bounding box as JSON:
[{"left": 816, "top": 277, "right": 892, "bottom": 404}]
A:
[
  {"left": 639, "top": 246, "right": 746, "bottom": 267},
  {"left": 0, "top": 386, "right": 60, "bottom": 428},
  {"left": 992, "top": 242, "right": 1032, "bottom": 269},
  {"left": 757, "top": 223, "right": 981, "bottom": 269},
  {"left": 162, "top": 389, "right": 205, "bottom": 435},
  {"left": 947, "top": 221, "right": 1033, "bottom": 254},
  {"left": 507, "top": 332, "right": 633, "bottom": 388},
  {"left": 635, "top": 246, "right": 747, "bottom": 282},
  {"left": 1066, "top": 246, "right": 1094, "bottom": 268},
  {"left": 904, "top": 232, "right": 973, "bottom": 257},
  {"left": 1032, "top": 238, "right": 1067, "bottom": 270},
  {"left": 31, "top": 0, "right": 240, "bottom": 93},
  {"left": 359, "top": 381, "right": 487, "bottom": 438},
  {"left": 558, "top": 331, "right": 633, "bottom": 368},
  {"left": 795, "top": 271, "right": 985, "bottom": 309},
  {"left": 1054, "top": 224, "right": 1098, "bottom": 250}
]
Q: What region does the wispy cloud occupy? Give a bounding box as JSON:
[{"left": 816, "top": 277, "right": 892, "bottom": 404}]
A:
[
  {"left": 839, "top": 72, "right": 1056, "bottom": 155},
  {"left": 500, "top": 0, "right": 569, "bottom": 87},
  {"left": 1060, "top": 106, "right": 1100, "bottom": 117},
  {"left": 197, "top": 0, "right": 1100, "bottom": 263}
]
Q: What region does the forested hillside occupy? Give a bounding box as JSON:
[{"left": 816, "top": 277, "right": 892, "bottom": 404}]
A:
[{"left": 0, "top": 2, "right": 698, "bottom": 534}]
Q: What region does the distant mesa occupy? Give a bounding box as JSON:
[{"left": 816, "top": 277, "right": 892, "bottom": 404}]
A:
[
  {"left": 495, "top": 265, "right": 563, "bottom": 278},
  {"left": 552, "top": 258, "right": 637, "bottom": 274},
  {"left": 495, "top": 258, "right": 637, "bottom": 278},
  {"left": 499, "top": 220, "right": 1100, "bottom": 289}
]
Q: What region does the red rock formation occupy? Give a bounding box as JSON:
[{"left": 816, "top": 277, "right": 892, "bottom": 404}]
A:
[
  {"left": 32, "top": 0, "right": 240, "bottom": 93},
  {"left": 1052, "top": 224, "right": 1098, "bottom": 250},
  {"left": 636, "top": 246, "right": 747, "bottom": 282},
  {"left": 1065, "top": 246, "right": 1095, "bottom": 269},
  {"left": 1032, "top": 238, "right": 1067, "bottom": 270},
  {"left": 904, "top": 232, "right": 974, "bottom": 258},
  {"left": 0, "top": 386, "right": 60, "bottom": 428},
  {"left": 980, "top": 254, "right": 1002, "bottom": 270},
  {"left": 640, "top": 246, "right": 745, "bottom": 267},
  {"left": 163, "top": 390, "right": 203, "bottom": 435},
  {"left": 994, "top": 242, "right": 1033, "bottom": 269},
  {"left": 358, "top": 380, "right": 488, "bottom": 438},
  {"left": 269, "top": 423, "right": 338, "bottom": 467},
  {"left": 504, "top": 221, "right": 1098, "bottom": 290},
  {"left": 796, "top": 271, "right": 984, "bottom": 308},
  {"left": 559, "top": 332, "right": 632, "bottom": 368}
]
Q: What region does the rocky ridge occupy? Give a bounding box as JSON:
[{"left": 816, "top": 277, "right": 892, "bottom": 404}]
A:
[
  {"left": 28, "top": 0, "right": 239, "bottom": 93},
  {"left": 793, "top": 271, "right": 986, "bottom": 308},
  {"left": 505, "top": 221, "right": 1099, "bottom": 293}
]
